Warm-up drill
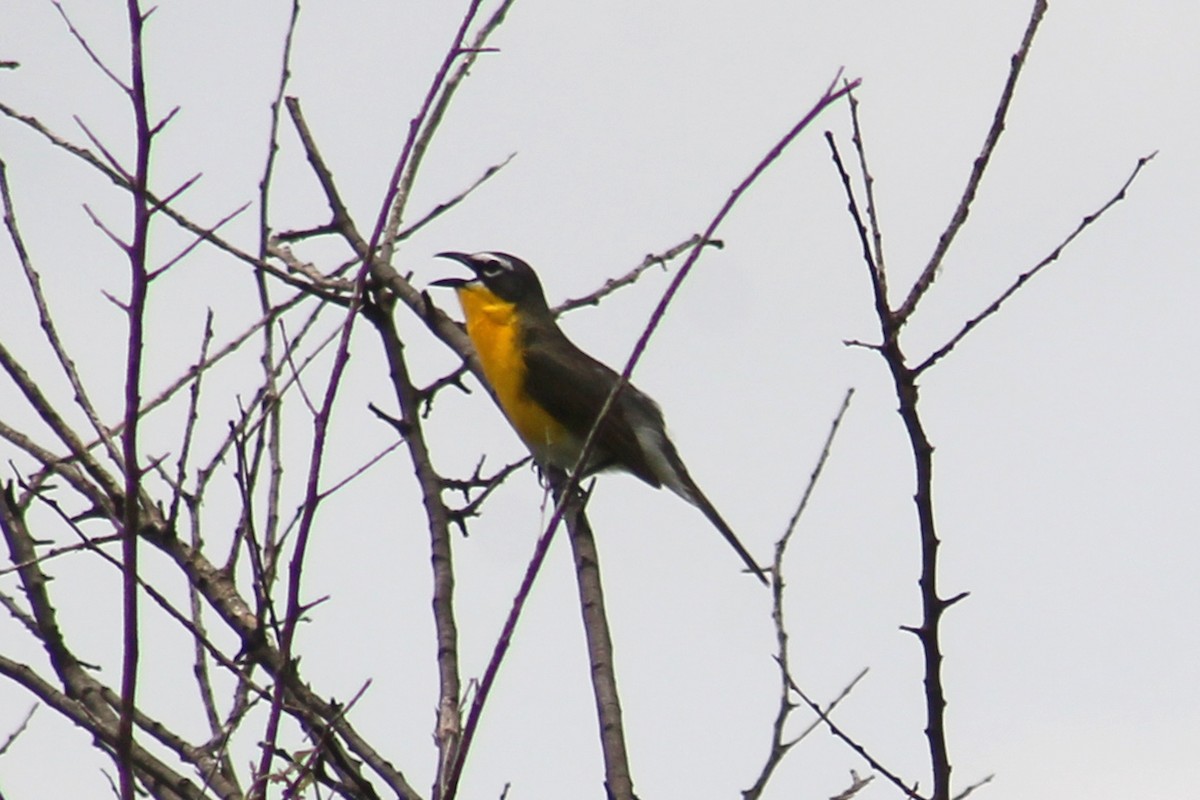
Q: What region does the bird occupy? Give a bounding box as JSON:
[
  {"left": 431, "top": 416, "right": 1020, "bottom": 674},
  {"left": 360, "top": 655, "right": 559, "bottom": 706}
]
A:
[{"left": 431, "top": 250, "right": 768, "bottom": 585}]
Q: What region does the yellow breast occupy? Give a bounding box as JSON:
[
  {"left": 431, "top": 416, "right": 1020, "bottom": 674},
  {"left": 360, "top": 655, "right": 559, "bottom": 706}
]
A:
[{"left": 455, "top": 285, "right": 572, "bottom": 464}]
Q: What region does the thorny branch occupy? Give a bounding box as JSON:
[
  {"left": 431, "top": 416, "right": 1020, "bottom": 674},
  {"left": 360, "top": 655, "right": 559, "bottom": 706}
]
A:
[
  {"left": 553, "top": 235, "right": 725, "bottom": 314},
  {"left": 913, "top": 151, "right": 1157, "bottom": 374},
  {"left": 745, "top": 388, "right": 855, "bottom": 799},
  {"left": 820, "top": 3, "right": 1150, "bottom": 799},
  {"left": 896, "top": 0, "right": 1049, "bottom": 322}
]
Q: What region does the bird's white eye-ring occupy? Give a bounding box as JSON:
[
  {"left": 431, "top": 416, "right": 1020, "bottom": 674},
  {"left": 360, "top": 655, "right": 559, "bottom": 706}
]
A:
[{"left": 475, "top": 252, "right": 512, "bottom": 278}]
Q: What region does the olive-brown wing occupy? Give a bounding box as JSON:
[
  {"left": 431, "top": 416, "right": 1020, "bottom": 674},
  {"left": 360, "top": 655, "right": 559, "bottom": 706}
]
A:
[{"left": 521, "top": 329, "right": 663, "bottom": 488}]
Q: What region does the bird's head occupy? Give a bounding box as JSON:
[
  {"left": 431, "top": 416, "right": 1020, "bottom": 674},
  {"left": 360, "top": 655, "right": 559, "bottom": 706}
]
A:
[{"left": 431, "top": 251, "right": 549, "bottom": 312}]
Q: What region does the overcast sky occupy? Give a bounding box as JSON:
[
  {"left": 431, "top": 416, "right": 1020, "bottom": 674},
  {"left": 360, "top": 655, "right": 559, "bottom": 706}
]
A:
[{"left": 1, "top": 1, "right": 1197, "bottom": 798}]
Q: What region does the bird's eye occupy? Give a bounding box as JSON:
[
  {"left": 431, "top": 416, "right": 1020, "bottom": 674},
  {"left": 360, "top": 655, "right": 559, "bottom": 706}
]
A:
[{"left": 477, "top": 253, "right": 512, "bottom": 278}]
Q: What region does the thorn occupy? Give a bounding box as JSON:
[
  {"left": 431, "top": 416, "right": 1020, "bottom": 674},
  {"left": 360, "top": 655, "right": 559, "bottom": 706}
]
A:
[{"left": 944, "top": 590, "right": 970, "bottom": 608}]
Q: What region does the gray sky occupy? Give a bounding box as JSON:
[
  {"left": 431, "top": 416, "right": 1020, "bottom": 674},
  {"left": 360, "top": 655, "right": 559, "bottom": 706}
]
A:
[{"left": 1, "top": 1, "right": 1197, "bottom": 798}]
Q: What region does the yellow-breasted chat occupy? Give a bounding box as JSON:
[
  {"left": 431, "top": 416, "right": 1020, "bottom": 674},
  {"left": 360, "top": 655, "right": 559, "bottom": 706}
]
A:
[{"left": 432, "top": 251, "right": 767, "bottom": 585}]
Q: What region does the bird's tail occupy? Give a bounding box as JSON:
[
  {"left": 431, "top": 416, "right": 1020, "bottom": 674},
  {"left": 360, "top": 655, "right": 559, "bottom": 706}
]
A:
[
  {"left": 683, "top": 477, "right": 770, "bottom": 586},
  {"left": 652, "top": 438, "right": 769, "bottom": 586}
]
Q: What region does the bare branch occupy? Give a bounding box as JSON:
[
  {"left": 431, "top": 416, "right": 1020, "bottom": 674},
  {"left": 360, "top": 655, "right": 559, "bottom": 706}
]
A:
[
  {"left": 115, "top": 4, "right": 156, "bottom": 793},
  {"left": 0, "top": 102, "right": 342, "bottom": 295},
  {"left": 277, "top": 320, "right": 320, "bottom": 418},
  {"left": 0, "top": 157, "right": 128, "bottom": 478},
  {"left": 437, "top": 454, "right": 531, "bottom": 536},
  {"left": 315, "top": 439, "right": 404, "bottom": 502},
  {"left": 147, "top": 198, "right": 247, "bottom": 282},
  {"left": 283, "top": 95, "right": 368, "bottom": 255},
  {"left": 442, "top": 472, "right": 566, "bottom": 800},
  {"left": 148, "top": 104, "right": 181, "bottom": 138},
  {"left": 746, "top": 388, "right": 855, "bottom": 799},
  {"left": 846, "top": 84, "right": 888, "bottom": 299},
  {"left": 553, "top": 235, "right": 725, "bottom": 315},
  {"left": 416, "top": 363, "right": 472, "bottom": 415},
  {"left": 266, "top": 239, "right": 356, "bottom": 297},
  {"left": 83, "top": 202, "right": 132, "bottom": 250},
  {"left": 830, "top": 770, "right": 875, "bottom": 800},
  {"left": 255, "top": 3, "right": 513, "bottom": 790},
  {"left": 377, "top": 0, "right": 519, "bottom": 266},
  {"left": 0, "top": 532, "right": 121, "bottom": 578},
  {"left": 52, "top": 0, "right": 133, "bottom": 92},
  {"left": 0, "top": 338, "right": 126, "bottom": 510},
  {"left": 0, "top": 704, "right": 38, "bottom": 757},
  {"left": 555, "top": 474, "right": 634, "bottom": 798},
  {"left": 914, "top": 152, "right": 1157, "bottom": 374},
  {"left": 74, "top": 114, "right": 132, "bottom": 182},
  {"left": 164, "top": 310, "right": 214, "bottom": 530},
  {"left": 779, "top": 662, "right": 923, "bottom": 800},
  {"left": 825, "top": 131, "right": 887, "bottom": 329},
  {"left": 395, "top": 152, "right": 517, "bottom": 243},
  {"left": 952, "top": 773, "right": 995, "bottom": 800},
  {"left": 896, "top": 0, "right": 1049, "bottom": 322},
  {"left": 360, "top": 298, "right": 462, "bottom": 799}
]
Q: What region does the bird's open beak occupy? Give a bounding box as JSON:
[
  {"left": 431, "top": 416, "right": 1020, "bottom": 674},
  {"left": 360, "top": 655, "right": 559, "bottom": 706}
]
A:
[{"left": 430, "top": 251, "right": 477, "bottom": 288}]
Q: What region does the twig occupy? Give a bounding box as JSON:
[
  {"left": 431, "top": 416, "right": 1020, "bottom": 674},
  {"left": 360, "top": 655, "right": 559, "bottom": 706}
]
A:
[
  {"left": 952, "top": 773, "right": 995, "bottom": 800},
  {"left": 283, "top": 96, "right": 367, "bottom": 255},
  {"left": 394, "top": 152, "right": 517, "bottom": 243},
  {"left": 315, "top": 439, "right": 405, "bottom": 502},
  {"left": 277, "top": 320, "right": 320, "bottom": 417},
  {"left": 780, "top": 663, "right": 922, "bottom": 800},
  {"left": 251, "top": 0, "right": 301, "bottom": 631},
  {"left": 377, "top": 0, "right": 519, "bottom": 265},
  {"left": 0, "top": 339, "right": 126, "bottom": 509},
  {"left": 147, "top": 197, "right": 246, "bottom": 281},
  {"left": 437, "top": 455, "right": 531, "bottom": 536},
  {"left": 896, "top": 0, "right": 1049, "bottom": 323},
  {"left": 0, "top": 533, "right": 121, "bottom": 578},
  {"left": 267, "top": 240, "right": 357, "bottom": 295},
  {"left": 0, "top": 704, "right": 38, "bottom": 756},
  {"left": 51, "top": 1, "right": 131, "bottom": 92},
  {"left": 825, "top": 132, "right": 887, "bottom": 330},
  {"left": 745, "top": 388, "right": 855, "bottom": 799},
  {"left": 75, "top": 115, "right": 133, "bottom": 183},
  {"left": 196, "top": 313, "right": 341, "bottom": 506},
  {"left": 790, "top": 669, "right": 869, "bottom": 748},
  {"left": 280, "top": 680, "right": 375, "bottom": 798},
  {"left": 914, "top": 152, "right": 1156, "bottom": 374},
  {"left": 553, "top": 234, "right": 724, "bottom": 314},
  {"left": 845, "top": 85, "right": 887, "bottom": 300},
  {"left": 73, "top": 286, "right": 314, "bottom": 460},
  {"left": 0, "top": 100, "right": 339, "bottom": 296},
  {"left": 116, "top": 3, "right": 154, "bottom": 795},
  {"left": 831, "top": 770, "right": 875, "bottom": 800},
  {"left": 417, "top": 364, "right": 472, "bottom": 415},
  {"left": 0, "top": 158, "right": 127, "bottom": 481},
  {"left": 165, "top": 310, "right": 214, "bottom": 531}
]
